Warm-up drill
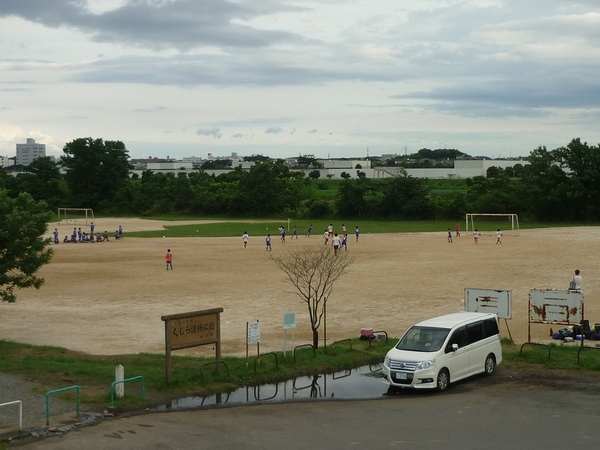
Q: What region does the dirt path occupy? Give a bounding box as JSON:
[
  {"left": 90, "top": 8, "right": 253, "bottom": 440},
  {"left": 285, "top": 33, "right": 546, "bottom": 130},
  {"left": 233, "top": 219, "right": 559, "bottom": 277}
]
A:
[{"left": 1, "top": 219, "right": 598, "bottom": 357}]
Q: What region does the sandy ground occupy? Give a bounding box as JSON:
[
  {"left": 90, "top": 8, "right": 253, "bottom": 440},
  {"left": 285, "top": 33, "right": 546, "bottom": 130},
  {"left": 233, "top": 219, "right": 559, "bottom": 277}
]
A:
[{"left": 1, "top": 218, "right": 598, "bottom": 358}]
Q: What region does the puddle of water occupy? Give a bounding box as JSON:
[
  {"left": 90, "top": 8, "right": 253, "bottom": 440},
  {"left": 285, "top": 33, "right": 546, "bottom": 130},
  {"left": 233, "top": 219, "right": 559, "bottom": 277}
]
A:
[{"left": 155, "top": 364, "right": 387, "bottom": 411}]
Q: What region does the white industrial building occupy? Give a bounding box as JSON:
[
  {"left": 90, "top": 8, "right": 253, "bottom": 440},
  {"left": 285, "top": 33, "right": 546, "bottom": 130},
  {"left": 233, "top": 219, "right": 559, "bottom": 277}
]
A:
[
  {"left": 0, "top": 155, "right": 14, "bottom": 168},
  {"left": 16, "top": 138, "right": 46, "bottom": 166}
]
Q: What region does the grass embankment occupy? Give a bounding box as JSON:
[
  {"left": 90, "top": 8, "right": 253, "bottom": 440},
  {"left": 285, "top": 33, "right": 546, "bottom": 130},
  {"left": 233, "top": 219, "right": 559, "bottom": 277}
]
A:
[
  {"left": 126, "top": 218, "right": 587, "bottom": 238},
  {"left": 3, "top": 339, "right": 600, "bottom": 412},
  {"left": 0, "top": 339, "right": 389, "bottom": 410}
]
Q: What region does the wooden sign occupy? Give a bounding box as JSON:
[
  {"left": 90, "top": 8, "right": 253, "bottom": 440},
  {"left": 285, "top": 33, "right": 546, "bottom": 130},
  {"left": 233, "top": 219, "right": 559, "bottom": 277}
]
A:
[{"left": 161, "top": 308, "right": 223, "bottom": 384}]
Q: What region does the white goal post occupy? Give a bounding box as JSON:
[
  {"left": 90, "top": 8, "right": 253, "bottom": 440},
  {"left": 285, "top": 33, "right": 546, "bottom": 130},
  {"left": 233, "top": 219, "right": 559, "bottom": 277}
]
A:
[
  {"left": 465, "top": 213, "right": 520, "bottom": 236},
  {"left": 57, "top": 208, "right": 95, "bottom": 225}
]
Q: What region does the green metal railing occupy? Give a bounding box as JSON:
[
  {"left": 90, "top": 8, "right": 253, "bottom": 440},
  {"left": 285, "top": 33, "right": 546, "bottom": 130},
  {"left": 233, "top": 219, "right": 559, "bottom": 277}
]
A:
[
  {"left": 110, "top": 376, "right": 146, "bottom": 407},
  {"left": 46, "top": 386, "right": 80, "bottom": 426}
]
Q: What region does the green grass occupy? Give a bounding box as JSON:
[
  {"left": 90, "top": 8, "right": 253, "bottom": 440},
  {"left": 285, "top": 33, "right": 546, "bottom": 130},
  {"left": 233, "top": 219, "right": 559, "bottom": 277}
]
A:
[
  {"left": 125, "top": 218, "right": 594, "bottom": 238},
  {"left": 502, "top": 339, "right": 600, "bottom": 371},
  {"left": 4, "top": 339, "right": 600, "bottom": 411},
  {"left": 0, "top": 339, "right": 390, "bottom": 409}
]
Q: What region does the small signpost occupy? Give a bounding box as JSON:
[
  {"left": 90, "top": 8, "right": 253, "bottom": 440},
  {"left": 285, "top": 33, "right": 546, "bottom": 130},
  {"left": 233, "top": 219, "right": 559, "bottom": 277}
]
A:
[
  {"left": 161, "top": 308, "right": 223, "bottom": 384},
  {"left": 246, "top": 321, "right": 260, "bottom": 367},
  {"left": 283, "top": 311, "right": 296, "bottom": 357}
]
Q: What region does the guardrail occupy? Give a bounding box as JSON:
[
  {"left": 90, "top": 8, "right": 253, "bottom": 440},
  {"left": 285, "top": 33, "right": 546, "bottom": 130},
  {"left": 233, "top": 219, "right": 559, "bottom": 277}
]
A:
[
  {"left": 369, "top": 330, "right": 389, "bottom": 347},
  {"left": 520, "top": 342, "right": 551, "bottom": 359},
  {"left": 577, "top": 345, "right": 600, "bottom": 364},
  {"left": 254, "top": 352, "right": 279, "bottom": 374},
  {"left": 332, "top": 339, "right": 352, "bottom": 351},
  {"left": 0, "top": 400, "right": 22, "bottom": 431},
  {"left": 199, "top": 360, "right": 231, "bottom": 382},
  {"left": 293, "top": 344, "right": 316, "bottom": 362},
  {"left": 110, "top": 376, "right": 145, "bottom": 407},
  {"left": 46, "top": 386, "right": 80, "bottom": 426}
]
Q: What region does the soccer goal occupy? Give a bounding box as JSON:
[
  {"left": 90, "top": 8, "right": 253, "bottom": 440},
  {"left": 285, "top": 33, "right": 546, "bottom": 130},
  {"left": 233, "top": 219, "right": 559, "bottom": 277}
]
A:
[
  {"left": 57, "top": 208, "right": 95, "bottom": 225},
  {"left": 465, "top": 213, "right": 520, "bottom": 236}
]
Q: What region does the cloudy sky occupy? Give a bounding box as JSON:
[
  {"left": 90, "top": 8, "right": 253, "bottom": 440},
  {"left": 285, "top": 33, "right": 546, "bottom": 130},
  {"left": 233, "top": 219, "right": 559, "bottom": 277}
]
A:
[{"left": 1, "top": 0, "right": 599, "bottom": 161}]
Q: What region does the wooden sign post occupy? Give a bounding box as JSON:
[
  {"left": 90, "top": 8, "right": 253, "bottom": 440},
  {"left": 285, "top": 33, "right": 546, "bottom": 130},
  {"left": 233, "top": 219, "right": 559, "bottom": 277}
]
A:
[{"left": 161, "top": 307, "right": 223, "bottom": 384}]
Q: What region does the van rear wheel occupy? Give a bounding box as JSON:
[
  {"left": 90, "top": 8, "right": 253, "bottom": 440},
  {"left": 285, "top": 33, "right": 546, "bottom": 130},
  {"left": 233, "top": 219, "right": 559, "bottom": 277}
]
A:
[
  {"left": 436, "top": 369, "right": 450, "bottom": 392},
  {"left": 484, "top": 354, "right": 496, "bottom": 376}
]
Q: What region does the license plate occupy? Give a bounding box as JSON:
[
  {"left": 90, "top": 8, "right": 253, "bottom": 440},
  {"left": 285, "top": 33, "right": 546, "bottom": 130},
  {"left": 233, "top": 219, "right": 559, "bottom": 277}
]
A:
[{"left": 394, "top": 372, "right": 407, "bottom": 380}]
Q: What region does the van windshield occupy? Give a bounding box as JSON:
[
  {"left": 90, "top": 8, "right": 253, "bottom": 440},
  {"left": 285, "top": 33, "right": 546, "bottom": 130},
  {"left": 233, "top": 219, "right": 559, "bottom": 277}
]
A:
[{"left": 395, "top": 326, "right": 450, "bottom": 352}]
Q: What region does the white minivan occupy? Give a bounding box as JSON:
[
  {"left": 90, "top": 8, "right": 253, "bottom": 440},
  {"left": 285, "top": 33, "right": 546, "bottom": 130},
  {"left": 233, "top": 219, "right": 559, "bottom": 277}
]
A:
[{"left": 382, "top": 312, "right": 502, "bottom": 391}]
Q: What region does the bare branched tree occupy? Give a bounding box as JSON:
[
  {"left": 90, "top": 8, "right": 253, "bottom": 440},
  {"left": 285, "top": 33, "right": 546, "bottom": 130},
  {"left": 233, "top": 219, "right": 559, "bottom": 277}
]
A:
[{"left": 269, "top": 245, "right": 354, "bottom": 348}]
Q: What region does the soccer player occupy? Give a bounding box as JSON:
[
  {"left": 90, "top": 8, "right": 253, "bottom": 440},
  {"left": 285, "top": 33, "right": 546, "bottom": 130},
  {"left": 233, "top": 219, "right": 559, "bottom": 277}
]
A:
[
  {"left": 266, "top": 234, "right": 272, "bottom": 251},
  {"left": 342, "top": 224, "right": 347, "bottom": 236},
  {"left": 323, "top": 229, "right": 329, "bottom": 245},
  {"left": 53, "top": 228, "right": 59, "bottom": 244},
  {"left": 455, "top": 222, "right": 461, "bottom": 237},
  {"left": 332, "top": 233, "right": 340, "bottom": 255},
  {"left": 341, "top": 233, "right": 348, "bottom": 251},
  {"left": 474, "top": 229, "right": 479, "bottom": 245},
  {"left": 496, "top": 229, "right": 502, "bottom": 244},
  {"left": 293, "top": 226, "right": 298, "bottom": 239},
  {"left": 328, "top": 223, "right": 333, "bottom": 239},
  {"left": 90, "top": 221, "right": 95, "bottom": 235},
  {"left": 166, "top": 249, "right": 173, "bottom": 270},
  {"left": 306, "top": 224, "right": 313, "bottom": 237},
  {"left": 280, "top": 227, "right": 286, "bottom": 243},
  {"left": 355, "top": 226, "right": 360, "bottom": 242},
  {"left": 447, "top": 228, "right": 453, "bottom": 243},
  {"left": 118, "top": 225, "right": 123, "bottom": 239},
  {"left": 243, "top": 231, "right": 249, "bottom": 248}
]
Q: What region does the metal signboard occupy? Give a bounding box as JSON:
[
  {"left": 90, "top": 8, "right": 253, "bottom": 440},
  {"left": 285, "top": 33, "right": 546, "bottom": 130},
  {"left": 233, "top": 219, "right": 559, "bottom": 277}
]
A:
[
  {"left": 283, "top": 312, "right": 296, "bottom": 330},
  {"left": 247, "top": 322, "right": 260, "bottom": 344},
  {"left": 529, "top": 289, "right": 583, "bottom": 325},
  {"left": 464, "top": 288, "right": 512, "bottom": 319}
]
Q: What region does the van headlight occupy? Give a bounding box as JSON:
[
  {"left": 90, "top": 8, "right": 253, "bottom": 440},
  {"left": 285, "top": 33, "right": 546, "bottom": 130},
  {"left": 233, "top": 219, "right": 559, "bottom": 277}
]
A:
[
  {"left": 384, "top": 356, "right": 391, "bottom": 367},
  {"left": 415, "top": 360, "right": 435, "bottom": 370}
]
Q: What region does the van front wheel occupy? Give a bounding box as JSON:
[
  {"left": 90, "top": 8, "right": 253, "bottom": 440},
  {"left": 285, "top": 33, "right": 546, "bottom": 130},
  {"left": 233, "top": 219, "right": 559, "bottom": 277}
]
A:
[
  {"left": 484, "top": 354, "right": 496, "bottom": 376},
  {"left": 436, "top": 369, "right": 450, "bottom": 392}
]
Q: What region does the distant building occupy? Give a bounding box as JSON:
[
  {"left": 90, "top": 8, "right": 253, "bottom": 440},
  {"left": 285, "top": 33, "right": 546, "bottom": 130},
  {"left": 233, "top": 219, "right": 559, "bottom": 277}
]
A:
[
  {"left": 0, "top": 155, "right": 15, "bottom": 168},
  {"left": 16, "top": 138, "right": 46, "bottom": 166}
]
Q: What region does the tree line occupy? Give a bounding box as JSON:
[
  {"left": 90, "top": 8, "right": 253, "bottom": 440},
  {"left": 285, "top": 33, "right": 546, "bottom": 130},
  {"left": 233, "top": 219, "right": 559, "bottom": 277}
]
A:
[{"left": 2, "top": 137, "right": 600, "bottom": 222}]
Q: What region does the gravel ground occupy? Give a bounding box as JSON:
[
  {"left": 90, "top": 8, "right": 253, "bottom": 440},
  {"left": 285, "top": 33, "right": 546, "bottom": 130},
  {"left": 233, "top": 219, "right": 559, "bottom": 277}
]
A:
[{"left": 0, "top": 372, "right": 77, "bottom": 432}]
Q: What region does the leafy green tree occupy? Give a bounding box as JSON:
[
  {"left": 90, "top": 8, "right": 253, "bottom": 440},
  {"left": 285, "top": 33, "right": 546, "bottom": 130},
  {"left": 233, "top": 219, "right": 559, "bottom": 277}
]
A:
[
  {"left": 13, "top": 157, "right": 65, "bottom": 210},
  {"left": 297, "top": 155, "right": 321, "bottom": 169},
  {"left": 0, "top": 190, "right": 53, "bottom": 303},
  {"left": 520, "top": 146, "right": 570, "bottom": 220},
  {"left": 60, "top": 138, "right": 132, "bottom": 209},
  {"left": 340, "top": 172, "right": 351, "bottom": 179},
  {"left": 380, "top": 175, "right": 432, "bottom": 219},
  {"left": 308, "top": 170, "right": 321, "bottom": 180}
]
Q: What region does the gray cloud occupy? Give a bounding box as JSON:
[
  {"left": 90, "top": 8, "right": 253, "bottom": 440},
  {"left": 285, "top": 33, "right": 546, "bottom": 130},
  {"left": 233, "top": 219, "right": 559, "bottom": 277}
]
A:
[
  {"left": 196, "top": 127, "right": 222, "bottom": 138},
  {"left": 231, "top": 133, "right": 244, "bottom": 138},
  {"left": 265, "top": 126, "right": 282, "bottom": 134},
  {"left": 0, "top": 0, "right": 306, "bottom": 51},
  {"left": 308, "top": 129, "right": 318, "bottom": 134}
]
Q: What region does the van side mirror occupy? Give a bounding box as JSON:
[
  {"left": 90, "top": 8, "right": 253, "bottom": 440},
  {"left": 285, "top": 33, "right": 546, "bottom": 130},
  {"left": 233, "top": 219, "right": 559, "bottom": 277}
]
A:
[{"left": 452, "top": 343, "right": 459, "bottom": 351}]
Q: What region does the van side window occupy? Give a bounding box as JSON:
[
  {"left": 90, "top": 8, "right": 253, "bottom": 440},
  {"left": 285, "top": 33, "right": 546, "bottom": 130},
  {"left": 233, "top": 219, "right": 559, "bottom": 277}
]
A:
[
  {"left": 466, "top": 321, "right": 484, "bottom": 344},
  {"left": 445, "top": 327, "right": 466, "bottom": 353},
  {"left": 483, "top": 318, "right": 499, "bottom": 337}
]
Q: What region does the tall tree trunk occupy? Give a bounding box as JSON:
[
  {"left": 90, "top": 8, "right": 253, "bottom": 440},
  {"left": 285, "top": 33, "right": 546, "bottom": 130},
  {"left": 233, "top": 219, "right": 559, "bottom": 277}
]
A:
[{"left": 312, "top": 329, "right": 319, "bottom": 349}]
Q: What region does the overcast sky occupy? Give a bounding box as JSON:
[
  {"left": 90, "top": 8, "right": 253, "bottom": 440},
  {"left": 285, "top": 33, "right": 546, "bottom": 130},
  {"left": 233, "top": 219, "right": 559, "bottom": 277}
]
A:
[{"left": 1, "top": 0, "right": 599, "bottom": 160}]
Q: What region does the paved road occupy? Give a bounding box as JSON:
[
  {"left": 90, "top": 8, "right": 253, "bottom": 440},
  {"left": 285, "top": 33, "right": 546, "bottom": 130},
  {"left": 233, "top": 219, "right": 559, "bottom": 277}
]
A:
[{"left": 14, "top": 375, "right": 600, "bottom": 450}]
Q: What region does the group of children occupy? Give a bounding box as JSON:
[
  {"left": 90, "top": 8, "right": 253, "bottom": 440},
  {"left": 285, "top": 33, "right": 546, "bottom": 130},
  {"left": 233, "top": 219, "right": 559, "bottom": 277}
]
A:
[
  {"left": 53, "top": 222, "right": 123, "bottom": 244},
  {"left": 244, "top": 223, "right": 361, "bottom": 253},
  {"left": 446, "top": 226, "right": 502, "bottom": 245}
]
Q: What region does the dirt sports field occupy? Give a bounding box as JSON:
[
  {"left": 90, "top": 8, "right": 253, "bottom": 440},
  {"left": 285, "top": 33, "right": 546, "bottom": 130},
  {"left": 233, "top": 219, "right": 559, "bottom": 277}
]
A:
[{"left": 1, "top": 218, "right": 599, "bottom": 357}]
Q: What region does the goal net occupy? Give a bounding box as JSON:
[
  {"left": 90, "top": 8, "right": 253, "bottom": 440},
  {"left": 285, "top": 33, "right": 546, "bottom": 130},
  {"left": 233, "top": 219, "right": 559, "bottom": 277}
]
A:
[
  {"left": 57, "top": 208, "right": 95, "bottom": 225},
  {"left": 465, "top": 213, "right": 519, "bottom": 236}
]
